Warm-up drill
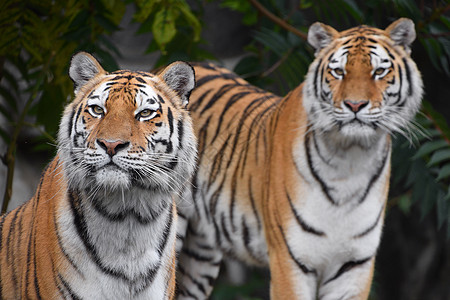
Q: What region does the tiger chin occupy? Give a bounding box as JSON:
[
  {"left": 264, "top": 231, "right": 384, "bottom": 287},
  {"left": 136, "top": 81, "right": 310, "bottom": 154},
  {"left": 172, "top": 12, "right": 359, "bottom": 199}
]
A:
[
  {"left": 175, "top": 19, "right": 422, "bottom": 299},
  {"left": 0, "top": 52, "right": 197, "bottom": 300}
]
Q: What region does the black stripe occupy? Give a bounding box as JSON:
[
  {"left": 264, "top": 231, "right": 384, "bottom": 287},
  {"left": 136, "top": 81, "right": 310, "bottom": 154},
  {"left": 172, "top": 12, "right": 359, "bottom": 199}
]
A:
[
  {"left": 189, "top": 89, "right": 211, "bottom": 112},
  {"left": 178, "top": 265, "right": 207, "bottom": 295},
  {"left": 67, "top": 109, "right": 75, "bottom": 138},
  {"left": 58, "top": 273, "right": 82, "bottom": 300},
  {"left": 177, "top": 286, "right": 199, "bottom": 299},
  {"left": 177, "top": 116, "right": 184, "bottom": 150},
  {"left": 200, "top": 84, "right": 239, "bottom": 114},
  {"left": 402, "top": 58, "right": 413, "bottom": 96},
  {"left": 157, "top": 94, "right": 165, "bottom": 104},
  {"left": 209, "top": 171, "right": 227, "bottom": 220},
  {"left": 157, "top": 203, "right": 173, "bottom": 256},
  {"left": 33, "top": 242, "right": 43, "bottom": 300},
  {"left": 181, "top": 247, "right": 216, "bottom": 263},
  {"left": 69, "top": 190, "right": 163, "bottom": 289},
  {"left": 195, "top": 73, "right": 238, "bottom": 89},
  {"left": 313, "top": 59, "right": 322, "bottom": 97},
  {"left": 304, "top": 133, "right": 338, "bottom": 205},
  {"left": 209, "top": 134, "right": 231, "bottom": 187},
  {"left": 248, "top": 178, "right": 262, "bottom": 231},
  {"left": 286, "top": 189, "right": 326, "bottom": 236},
  {"left": 89, "top": 193, "right": 165, "bottom": 224},
  {"left": 229, "top": 163, "right": 239, "bottom": 233},
  {"left": 354, "top": 204, "right": 384, "bottom": 238},
  {"left": 384, "top": 46, "right": 395, "bottom": 60},
  {"left": 278, "top": 225, "right": 317, "bottom": 275},
  {"left": 393, "top": 65, "right": 404, "bottom": 106},
  {"left": 53, "top": 208, "right": 84, "bottom": 277},
  {"left": 210, "top": 91, "right": 251, "bottom": 143},
  {"left": 135, "top": 76, "right": 146, "bottom": 84},
  {"left": 167, "top": 107, "right": 174, "bottom": 136},
  {"left": 241, "top": 217, "right": 263, "bottom": 263},
  {"left": 358, "top": 143, "right": 390, "bottom": 204},
  {"left": 324, "top": 256, "right": 372, "bottom": 284},
  {"left": 220, "top": 212, "right": 233, "bottom": 243},
  {"left": 69, "top": 191, "right": 133, "bottom": 281},
  {"left": 312, "top": 131, "right": 333, "bottom": 167}
]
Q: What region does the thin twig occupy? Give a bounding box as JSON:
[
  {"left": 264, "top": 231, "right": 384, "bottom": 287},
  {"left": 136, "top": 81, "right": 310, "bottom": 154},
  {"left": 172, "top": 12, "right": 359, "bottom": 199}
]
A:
[
  {"left": 261, "top": 48, "right": 293, "bottom": 77},
  {"left": 1, "top": 54, "right": 55, "bottom": 213},
  {"left": 248, "top": 0, "right": 307, "bottom": 40}
]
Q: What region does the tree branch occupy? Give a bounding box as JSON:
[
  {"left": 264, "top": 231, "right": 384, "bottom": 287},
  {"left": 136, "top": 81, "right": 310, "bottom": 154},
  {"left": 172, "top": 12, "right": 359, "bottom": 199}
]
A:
[{"left": 248, "top": 0, "right": 307, "bottom": 40}]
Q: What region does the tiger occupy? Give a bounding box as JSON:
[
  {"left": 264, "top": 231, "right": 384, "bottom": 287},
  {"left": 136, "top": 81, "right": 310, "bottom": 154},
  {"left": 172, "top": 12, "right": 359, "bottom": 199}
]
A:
[
  {"left": 175, "top": 18, "right": 423, "bottom": 299},
  {"left": 0, "top": 52, "right": 197, "bottom": 300}
]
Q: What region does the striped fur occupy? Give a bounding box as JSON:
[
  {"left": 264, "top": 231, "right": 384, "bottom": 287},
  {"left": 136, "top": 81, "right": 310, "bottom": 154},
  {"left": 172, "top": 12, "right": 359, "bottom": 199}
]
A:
[
  {"left": 0, "top": 52, "right": 197, "bottom": 299},
  {"left": 176, "top": 19, "right": 422, "bottom": 299}
]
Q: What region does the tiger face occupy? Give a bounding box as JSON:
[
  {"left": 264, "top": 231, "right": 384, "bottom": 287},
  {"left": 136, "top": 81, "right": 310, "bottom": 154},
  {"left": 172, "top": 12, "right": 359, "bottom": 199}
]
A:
[
  {"left": 58, "top": 52, "right": 197, "bottom": 194},
  {"left": 304, "top": 18, "right": 423, "bottom": 141}
]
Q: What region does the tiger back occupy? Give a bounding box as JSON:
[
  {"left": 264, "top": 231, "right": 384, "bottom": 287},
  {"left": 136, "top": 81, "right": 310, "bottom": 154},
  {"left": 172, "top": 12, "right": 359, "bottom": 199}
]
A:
[
  {"left": 0, "top": 52, "right": 197, "bottom": 299},
  {"left": 175, "top": 19, "right": 422, "bottom": 299}
]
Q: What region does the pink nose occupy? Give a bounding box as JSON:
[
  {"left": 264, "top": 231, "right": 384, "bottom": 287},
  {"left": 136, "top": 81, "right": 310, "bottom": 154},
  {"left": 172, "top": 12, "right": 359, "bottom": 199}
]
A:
[
  {"left": 96, "top": 139, "right": 129, "bottom": 156},
  {"left": 343, "top": 100, "right": 369, "bottom": 113}
]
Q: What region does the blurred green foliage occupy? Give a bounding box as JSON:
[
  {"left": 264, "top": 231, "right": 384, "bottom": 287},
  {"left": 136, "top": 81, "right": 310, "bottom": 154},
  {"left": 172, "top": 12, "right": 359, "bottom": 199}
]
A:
[{"left": 0, "top": 0, "right": 207, "bottom": 212}]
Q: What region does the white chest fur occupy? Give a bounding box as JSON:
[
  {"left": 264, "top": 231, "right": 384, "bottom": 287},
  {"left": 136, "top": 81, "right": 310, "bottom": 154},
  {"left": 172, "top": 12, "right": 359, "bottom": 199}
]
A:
[
  {"left": 288, "top": 129, "right": 390, "bottom": 280},
  {"left": 56, "top": 189, "right": 176, "bottom": 300}
]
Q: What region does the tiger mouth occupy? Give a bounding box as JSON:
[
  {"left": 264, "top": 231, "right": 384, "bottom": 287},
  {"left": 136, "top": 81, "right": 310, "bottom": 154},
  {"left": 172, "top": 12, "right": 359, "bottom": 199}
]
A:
[{"left": 338, "top": 118, "right": 378, "bottom": 130}]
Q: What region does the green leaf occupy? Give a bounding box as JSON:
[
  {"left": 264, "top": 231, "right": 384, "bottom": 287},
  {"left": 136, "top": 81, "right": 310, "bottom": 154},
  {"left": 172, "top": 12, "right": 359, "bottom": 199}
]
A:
[
  {"left": 422, "top": 101, "right": 450, "bottom": 141},
  {"left": 397, "top": 194, "right": 412, "bottom": 214},
  {"left": 412, "top": 140, "right": 448, "bottom": 159},
  {"left": 176, "top": 1, "right": 201, "bottom": 42},
  {"left": 134, "top": 0, "right": 157, "bottom": 23},
  {"left": 436, "top": 164, "right": 450, "bottom": 181},
  {"left": 152, "top": 8, "right": 177, "bottom": 51},
  {"left": 428, "top": 149, "right": 450, "bottom": 166}
]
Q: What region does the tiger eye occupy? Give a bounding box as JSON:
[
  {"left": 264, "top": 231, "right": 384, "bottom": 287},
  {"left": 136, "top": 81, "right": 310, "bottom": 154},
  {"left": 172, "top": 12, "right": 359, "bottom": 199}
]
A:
[
  {"left": 139, "top": 109, "right": 152, "bottom": 117},
  {"left": 92, "top": 105, "right": 104, "bottom": 115},
  {"left": 334, "top": 68, "right": 344, "bottom": 76},
  {"left": 374, "top": 68, "right": 385, "bottom": 75}
]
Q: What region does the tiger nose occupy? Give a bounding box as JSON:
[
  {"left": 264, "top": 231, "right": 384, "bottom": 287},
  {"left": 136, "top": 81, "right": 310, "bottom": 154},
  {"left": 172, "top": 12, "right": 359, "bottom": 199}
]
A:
[
  {"left": 343, "top": 100, "right": 369, "bottom": 113},
  {"left": 96, "top": 139, "right": 130, "bottom": 157}
]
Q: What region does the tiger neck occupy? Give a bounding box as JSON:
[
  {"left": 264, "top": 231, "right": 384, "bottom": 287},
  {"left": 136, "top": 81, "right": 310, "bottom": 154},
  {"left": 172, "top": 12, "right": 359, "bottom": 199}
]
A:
[
  {"left": 300, "top": 128, "right": 391, "bottom": 205},
  {"left": 66, "top": 186, "right": 172, "bottom": 257},
  {"left": 274, "top": 84, "right": 392, "bottom": 206}
]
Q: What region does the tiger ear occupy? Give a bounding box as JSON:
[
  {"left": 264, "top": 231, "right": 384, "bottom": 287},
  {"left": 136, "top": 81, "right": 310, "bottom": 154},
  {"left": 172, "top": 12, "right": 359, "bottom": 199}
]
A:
[
  {"left": 308, "top": 22, "right": 339, "bottom": 54},
  {"left": 69, "top": 52, "right": 106, "bottom": 94},
  {"left": 159, "top": 61, "right": 195, "bottom": 107},
  {"left": 385, "top": 18, "right": 416, "bottom": 53}
]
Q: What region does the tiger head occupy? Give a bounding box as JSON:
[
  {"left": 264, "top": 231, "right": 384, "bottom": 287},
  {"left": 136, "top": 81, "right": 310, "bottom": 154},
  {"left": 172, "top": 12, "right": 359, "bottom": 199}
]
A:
[
  {"left": 58, "top": 52, "right": 197, "bottom": 194},
  {"left": 303, "top": 18, "right": 423, "bottom": 142}
]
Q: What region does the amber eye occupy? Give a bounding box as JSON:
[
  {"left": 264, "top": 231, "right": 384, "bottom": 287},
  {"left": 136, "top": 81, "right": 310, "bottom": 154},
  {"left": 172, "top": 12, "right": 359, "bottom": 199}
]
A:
[
  {"left": 334, "top": 68, "right": 344, "bottom": 76},
  {"left": 89, "top": 105, "right": 105, "bottom": 117},
  {"left": 139, "top": 109, "right": 152, "bottom": 117},
  {"left": 374, "top": 68, "right": 385, "bottom": 75},
  {"left": 136, "top": 109, "right": 156, "bottom": 121}
]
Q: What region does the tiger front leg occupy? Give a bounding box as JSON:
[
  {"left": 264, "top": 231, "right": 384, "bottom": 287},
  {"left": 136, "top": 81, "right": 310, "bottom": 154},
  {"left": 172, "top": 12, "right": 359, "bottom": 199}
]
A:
[
  {"left": 267, "top": 244, "right": 318, "bottom": 300},
  {"left": 318, "top": 257, "right": 375, "bottom": 300},
  {"left": 176, "top": 220, "right": 223, "bottom": 299}
]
